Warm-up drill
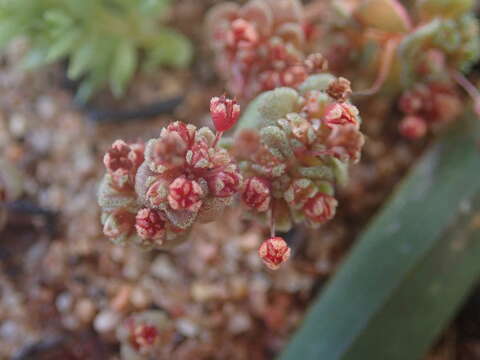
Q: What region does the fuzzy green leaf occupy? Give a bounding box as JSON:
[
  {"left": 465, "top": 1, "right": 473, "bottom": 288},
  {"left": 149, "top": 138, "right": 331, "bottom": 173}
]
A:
[
  {"left": 280, "top": 113, "right": 480, "bottom": 360},
  {"left": 110, "top": 41, "right": 138, "bottom": 98},
  {"left": 145, "top": 28, "right": 193, "bottom": 69}
]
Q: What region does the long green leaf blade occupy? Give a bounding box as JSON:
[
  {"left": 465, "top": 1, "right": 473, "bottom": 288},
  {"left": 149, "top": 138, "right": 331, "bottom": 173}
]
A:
[{"left": 279, "top": 113, "right": 480, "bottom": 360}]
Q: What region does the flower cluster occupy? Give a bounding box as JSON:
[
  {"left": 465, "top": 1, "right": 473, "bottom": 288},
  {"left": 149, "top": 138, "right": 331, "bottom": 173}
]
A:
[
  {"left": 206, "top": 0, "right": 324, "bottom": 101},
  {"left": 98, "top": 98, "right": 242, "bottom": 250},
  {"left": 117, "top": 311, "right": 174, "bottom": 359},
  {"left": 313, "top": 0, "right": 480, "bottom": 137},
  {"left": 233, "top": 74, "right": 364, "bottom": 234},
  {"left": 398, "top": 82, "right": 461, "bottom": 139}
]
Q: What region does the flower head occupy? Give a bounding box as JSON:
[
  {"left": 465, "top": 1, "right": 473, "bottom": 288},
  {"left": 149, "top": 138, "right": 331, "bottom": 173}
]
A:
[
  {"left": 135, "top": 209, "right": 166, "bottom": 243},
  {"left": 242, "top": 177, "right": 271, "bottom": 212},
  {"left": 168, "top": 177, "right": 204, "bottom": 212},
  {"left": 98, "top": 97, "right": 243, "bottom": 250},
  {"left": 258, "top": 236, "right": 291, "bottom": 270},
  {"left": 210, "top": 95, "right": 241, "bottom": 132}
]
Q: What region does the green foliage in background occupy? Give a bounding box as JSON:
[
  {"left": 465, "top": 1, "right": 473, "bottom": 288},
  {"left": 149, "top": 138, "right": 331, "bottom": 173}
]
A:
[
  {"left": 0, "top": 0, "right": 193, "bottom": 102},
  {"left": 280, "top": 113, "right": 480, "bottom": 360}
]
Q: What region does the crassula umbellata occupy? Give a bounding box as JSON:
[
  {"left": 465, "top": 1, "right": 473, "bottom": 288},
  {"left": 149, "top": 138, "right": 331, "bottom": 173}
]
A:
[
  {"left": 233, "top": 73, "right": 364, "bottom": 235},
  {"left": 99, "top": 71, "right": 364, "bottom": 269},
  {"left": 206, "top": 0, "right": 323, "bottom": 101},
  {"left": 98, "top": 98, "right": 242, "bottom": 251},
  {"left": 311, "top": 0, "right": 480, "bottom": 139}
]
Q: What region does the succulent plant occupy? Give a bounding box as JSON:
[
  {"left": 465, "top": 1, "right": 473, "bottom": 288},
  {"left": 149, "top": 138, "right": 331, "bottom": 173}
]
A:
[
  {"left": 98, "top": 97, "right": 242, "bottom": 251},
  {"left": 98, "top": 68, "right": 365, "bottom": 270},
  {"left": 0, "top": 0, "right": 193, "bottom": 102},
  {"left": 233, "top": 74, "right": 364, "bottom": 233},
  {"left": 206, "top": 0, "right": 325, "bottom": 101}
]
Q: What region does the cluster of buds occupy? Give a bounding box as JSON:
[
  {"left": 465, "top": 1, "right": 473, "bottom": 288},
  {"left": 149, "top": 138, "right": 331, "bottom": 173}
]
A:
[
  {"left": 206, "top": 0, "right": 325, "bottom": 101},
  {"left": 117, "top": 311, "right": 174, "bottom": 359},
  {"left": 98, "top": 96, "right": 242, "bottom": 250},
  {"left": 233, "top": 74, "right": 364, "bottom": 252},
  {"left": 399, "top": 9, "right": 480, "bottom": 83},
  {"left": 398, "top": 81, "right": 462, "bottom": 139}
]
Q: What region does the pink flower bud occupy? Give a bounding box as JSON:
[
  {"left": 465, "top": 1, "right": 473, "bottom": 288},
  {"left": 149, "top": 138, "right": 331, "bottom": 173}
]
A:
[
  {"left": 104, "top": 140, "right": 133, "bottom": 173},
  {"left": 228, "top": 18, "right": 258, "bottom": 47},
  {"left": 258, "top": 236, "right": 291, "bottom": 270},
  {"left": 165, "top": 121, "right": 195, "bottom": 147},
  {"left": 146, "top": 179, "right": 169, "bottom": 207},
  {"left": 103, "top": 209, "right": 136, "bottom": 239},
  {"left": 186, "top": 141, "right": 211, "bottom": 169},
  {"left": 210, "top": 96, "right": 241, "bottom": 132},
  {"left": 127, "top": 319, "right": 159, "bottom": 352},
  {"left": 242, "top": 177, "right": 271, "bottom": 212},
  {"left": 399, "top": 116, "right": 427, "bottom": 139},
  {"left": 207, "top": 167, "right": 242, "bottom": 197},
  {"left": 168, "top": 176, "right": 203, "bottom": 212},
  {"left": 324, "top": 103, "right": 360, "bottom": 129},
  {"left": 303, "top": 193, "right": 337, "bottom": 224},
  {"left": 135, "top": 209, "right": 166, "bottom": 242}
]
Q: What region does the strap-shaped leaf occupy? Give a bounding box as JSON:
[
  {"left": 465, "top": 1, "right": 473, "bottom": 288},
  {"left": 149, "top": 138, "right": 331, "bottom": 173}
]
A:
[{"left": 279, "top": 113, "right": 480, "bottom": 360}]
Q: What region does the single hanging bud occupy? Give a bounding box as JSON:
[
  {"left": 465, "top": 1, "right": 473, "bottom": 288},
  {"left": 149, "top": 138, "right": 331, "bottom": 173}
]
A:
[
  {"left": 210, "top": 95, "right": 241, "bottom": 132},
  {"left": 258, "top": 236, "right": 291, "bottom": 270},
  {"left": 399, "top": 116, "right": 427, "bottom": 139}
]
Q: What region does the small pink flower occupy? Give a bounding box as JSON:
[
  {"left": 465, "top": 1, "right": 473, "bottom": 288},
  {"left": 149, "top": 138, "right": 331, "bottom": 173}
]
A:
[
  {"left": 186, "top": 141, "right": 211, "bottom": 169},
  {"left": 207, "top": 167, "right": 242, "bottom": 197},
  {"left": 103, "top": 209, "right": 136, "bottom": 239},
  {"left": 258, "top": 237, "right": 291, "bottom": 270},
  {"left": 135, "top": 208, "right": 166, "bottom": 242},
  {"left": 104, "top": 140, "right": 134, "bottom": 173},
  {"left": 303, "top": 193, "right": 337, "bottom": 224},
  {"left": 227, "top": 18, "right": 258, "bottom": 47},
  {"left": 145, "top": 179, "right": 169, "bottom": 207},
  {"left": 210, "top": 96, "right": 241, "bottom": 132},
  {"left": 324, "top": 103, "right": 359, "bottom": 129},
  {"left": 242, "top": 177, "right": 271, "bottom": 212},
  {"left": 168, "top": 176, "right": 203, "bottom": 212},
  {"left": 399, "top": 116, "right": 427, "bottom": 139},
  {"left": 127, "top": 319, "right": 159, "bottom": 352},
  {"left": 165, "top": 121, "right": 195, "bottom": 147}
]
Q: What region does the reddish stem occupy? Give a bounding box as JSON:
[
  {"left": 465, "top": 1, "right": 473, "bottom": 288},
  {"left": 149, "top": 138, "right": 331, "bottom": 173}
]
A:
[
  {"left": 451, "top": 70, "right": 480, "bottom": 117},
  {"left": 269, "top": 201, "right": 276, "bottom": 238},
  {"left": 212, "top": 131, "right": 224, "bottom": 148},
  {"left": 353, "top": 38, "right": 398, "bottom": 96}
]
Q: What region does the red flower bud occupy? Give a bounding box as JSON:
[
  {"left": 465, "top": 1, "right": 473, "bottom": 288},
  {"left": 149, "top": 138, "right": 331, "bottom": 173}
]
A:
[
  {"left": 127, "top": 319, "right": 159, "bottom": 352},
  {"left": 324, "top": 103, "right": 360, "bottom": 129},
  {"left": 145, "top": 179, "right": 169, "bottom": 207},
  {"left": 210, "top": 96, "right": 241, "bottom": 132},
  {"left": 303, "top": 193, "right": 337, "bottom": 224},
  {"left": 207, "top": 167, "right": 242, "bottom": 197},
  {"left": 104, "top": 140, "right": 133, "bottom": 173},
  {"left": 168, "top": 176, "right": 203, "bottom": 212},
  {"left": 258, "top": 236, "right": 291, "bottom": 270},
  {"left": 135, "top": 209, "right": 166, "bottom": 242},
  {"left": 399, "top": 116, "right": 427, "bottom": 139},
  {"left": 186, "top": 141, "right": 211, "bottom": 169},
  {"left": 242, "top": 177, "right": 271, "bottom": 212}
]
